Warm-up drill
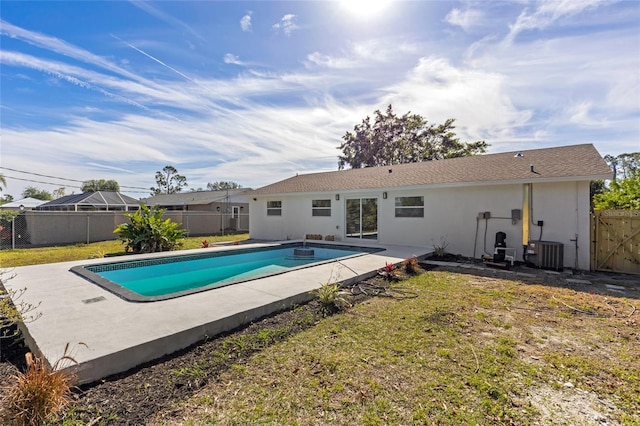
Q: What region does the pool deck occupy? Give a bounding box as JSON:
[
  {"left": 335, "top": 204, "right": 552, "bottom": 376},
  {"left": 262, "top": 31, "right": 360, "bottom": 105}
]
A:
[{"left": 4, "top": 240, "right": 428, "bottom": 384}]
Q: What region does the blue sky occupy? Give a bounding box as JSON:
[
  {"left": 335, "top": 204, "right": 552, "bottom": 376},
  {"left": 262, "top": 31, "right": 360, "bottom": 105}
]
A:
[{"left": 1, "top": 0, "right": 639, "bottom": 198}]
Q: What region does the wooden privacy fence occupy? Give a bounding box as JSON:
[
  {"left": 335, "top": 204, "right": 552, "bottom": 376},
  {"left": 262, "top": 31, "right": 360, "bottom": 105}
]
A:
[{"left": 591, "top": 210, "right": 640, "bottom": 275}]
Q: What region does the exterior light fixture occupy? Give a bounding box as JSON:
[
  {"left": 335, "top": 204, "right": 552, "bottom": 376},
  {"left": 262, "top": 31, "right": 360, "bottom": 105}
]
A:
[
  {"left": 335, "top": 194, "right": 340, "bottom": 201},
  {"left": 383, "top": 192, "right": 387, "bottom": 199}
]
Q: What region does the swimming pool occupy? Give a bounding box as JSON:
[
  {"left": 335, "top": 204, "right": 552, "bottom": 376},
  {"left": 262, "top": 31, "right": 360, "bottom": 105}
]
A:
[{"left": 71, "top": 242, "right": 384, "bottom": 302}]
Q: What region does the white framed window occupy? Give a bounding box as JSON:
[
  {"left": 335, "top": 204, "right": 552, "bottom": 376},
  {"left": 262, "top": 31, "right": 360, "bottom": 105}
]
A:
[
  {"left": 312, "top": 199, "right": 331, "bottom": 217},
  {"left": 267, "top": 200, "right": 282, "bottom": 216},
  {"left": 395, "top": 196, "right": 424, "bottom": 218}
]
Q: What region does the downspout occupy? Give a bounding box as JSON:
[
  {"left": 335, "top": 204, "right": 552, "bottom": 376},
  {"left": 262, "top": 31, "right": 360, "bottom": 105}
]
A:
[
  {"left": 573, "top": 181, "right": 580, "bottom": 271},
  {"left": 522, "top": 184, "right": 530, "bottom": 262}
]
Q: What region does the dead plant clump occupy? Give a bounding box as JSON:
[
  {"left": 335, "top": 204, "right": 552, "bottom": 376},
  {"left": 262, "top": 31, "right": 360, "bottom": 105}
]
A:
[
  {"left": 401, "top": 256, "right": 420, "bottom": 275},
  {"left": 0, "top": 349, "right": 76, "bottom": 426}
]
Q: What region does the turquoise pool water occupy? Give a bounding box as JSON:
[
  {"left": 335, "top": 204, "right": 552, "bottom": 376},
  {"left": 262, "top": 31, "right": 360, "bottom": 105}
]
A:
[{"left": 72, "top": 243, "right": 383, "bottom": 302}]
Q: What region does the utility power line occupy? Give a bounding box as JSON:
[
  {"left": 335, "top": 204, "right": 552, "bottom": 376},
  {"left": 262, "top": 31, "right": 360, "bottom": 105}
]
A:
[
  {"left": 0, "top": 166, "right": 150, "bottom": 191},
  {"left": 2, "top": 175, "right": 81, "bottom": 188},
  {"left": 2, "top": 175, "right": 150, "bottom": 194}
]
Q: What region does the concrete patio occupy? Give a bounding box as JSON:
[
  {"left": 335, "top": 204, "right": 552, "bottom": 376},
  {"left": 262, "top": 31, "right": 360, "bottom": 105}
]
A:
[{"left": 4, "top": 240, "right": 427, "bottom": 384}]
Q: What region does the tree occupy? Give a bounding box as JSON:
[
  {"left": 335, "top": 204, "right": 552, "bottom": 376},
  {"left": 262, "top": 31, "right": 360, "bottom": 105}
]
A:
[
  {"left": 615, "top": 152, "right": 639, "bottom": 179},
  {"left": 338, "top": 104, "right": 488, "bottom": 169},
  {"left": 207, "top": 181, "right": 242, "bottom": 191},
  {"left": 0, "top": 194, "right": 14, "bottom": 205},
  {"left": 81, "top": 179, "right": 120, "bottom": 192},
  {"left": 52, "top": 187, "right": 66, "bottom": 199},
  {"left": 0, "top": 173, "right": 6, "bottom": 192},
  {"left": 22, "top": 186, "right": 52, "bottom": 201},
  {"left": 590, "top": 180, "right": 606, "bottom": 211},
  {"left": 150, "top": 166, "right": 187, "bottom": 195},
  {"left": 604, "top": 154, "right": 619, "bottom": 181},
  {"left": 593, "top": 175, "right": 640, "bottom": 210},
  {"left": 605, "top": 152, "right": 639, "bottom": 181}
]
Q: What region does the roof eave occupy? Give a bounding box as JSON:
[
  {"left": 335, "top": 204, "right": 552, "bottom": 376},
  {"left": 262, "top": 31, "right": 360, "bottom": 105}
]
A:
[{"left": 250, "top": 173, "right": 614, "bottom": 197}]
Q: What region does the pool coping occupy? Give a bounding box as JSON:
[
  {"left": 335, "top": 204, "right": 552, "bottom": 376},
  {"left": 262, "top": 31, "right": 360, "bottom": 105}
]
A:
[{"left": 4, "top": 240, "right": 428, "bottom": 384}]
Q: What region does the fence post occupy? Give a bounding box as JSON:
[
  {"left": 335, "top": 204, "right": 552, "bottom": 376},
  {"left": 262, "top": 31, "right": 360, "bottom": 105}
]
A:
[
  {"left": 86, "top": 215, "right": 90, "bottom": 244},
  {"left": 11, "top": 216, "right": 16, "bottom": 250}
]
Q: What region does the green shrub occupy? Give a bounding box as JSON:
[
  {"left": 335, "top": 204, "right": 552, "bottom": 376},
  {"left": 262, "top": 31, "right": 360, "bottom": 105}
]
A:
[
  {"left": 314, "top": 282, "right": 350, "bottom": 316},
  {"left": 113, "top": 205, "right": 185, "bottom": 253}
]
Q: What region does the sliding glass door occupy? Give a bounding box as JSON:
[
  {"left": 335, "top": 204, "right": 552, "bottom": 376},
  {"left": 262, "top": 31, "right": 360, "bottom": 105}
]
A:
[{"left": 345, "top": 198, "right": 378, "bottom": 240}]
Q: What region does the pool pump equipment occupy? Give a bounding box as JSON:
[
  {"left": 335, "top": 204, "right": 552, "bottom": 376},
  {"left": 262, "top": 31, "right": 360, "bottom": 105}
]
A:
[
  {"left": 493, "top": 232, "right": 507, "bottom": 262},
  {"left": 483, "top": 231, "right": 515, "bottom": 270}
]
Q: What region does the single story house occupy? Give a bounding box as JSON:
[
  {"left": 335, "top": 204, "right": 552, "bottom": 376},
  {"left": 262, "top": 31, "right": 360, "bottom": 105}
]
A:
[
  {"left": 35, "top": 191, "right": 141, "bottom": 211},
  {"left": 249, "top": 144, "right": 612, "bottom": 271},
  {"left": 0, "top": 197, "right": 47, "bottom": 210},
  {"left": 142, "top": 189, "right": 251, "bottom": 232}
]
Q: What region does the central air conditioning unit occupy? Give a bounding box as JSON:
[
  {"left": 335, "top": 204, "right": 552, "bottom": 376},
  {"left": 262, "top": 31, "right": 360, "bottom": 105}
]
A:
[{"left": 527, "top": 241, "right": 564, "bottom": 271}]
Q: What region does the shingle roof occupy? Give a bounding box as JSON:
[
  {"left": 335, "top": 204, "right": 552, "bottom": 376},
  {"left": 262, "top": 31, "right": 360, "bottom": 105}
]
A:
[
  {"left": 251, "top": 144, "right": 612, "bottom": 195},
  {"left": 143, "top": 189, "right": 250, "bottom": 206}
]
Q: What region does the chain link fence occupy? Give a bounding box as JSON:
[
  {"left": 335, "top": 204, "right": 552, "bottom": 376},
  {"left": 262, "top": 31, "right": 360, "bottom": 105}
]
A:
[
  {"left": 0, "top": 211, "right": 249, "bottom": 250},
  {"left": 0, "top": 212, "right": 27, "bottom": 250}
]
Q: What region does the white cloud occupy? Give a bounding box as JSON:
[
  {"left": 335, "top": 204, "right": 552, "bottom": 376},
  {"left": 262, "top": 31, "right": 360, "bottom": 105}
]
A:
[
  {"left": 223, "top": 53, "right": 243, "bottom": 65},
  {"left": 465, "top": 25, "right": 639, "bottom": 135},
  {"left": 272, "top": 14, "right": 299, "bottom": 37},
  {"left": 240, "top": 12, "right": 252, "bottom": 32},
  {"left": 0, "top": 20, "right": 144, "bottom": 83},
  {"left": 381, "top": 56, "right": 532, "bottom": 144},
  {"left": 568, "top": 101, "right": 599, "bottom": 126},
  {"left": 0, "top": 50, "right": 150, "bottom": 110},
  {"left": 444, "top": 8, "right": 484, "bottom": 31},
  {"left": 1, "top": 3, "right": 637, "bottom": 197},
  {"left": 0, "top": 98, "right": 354, "bottom": 195},
  {"left": 306, "top": 51, "right": 359, "bottom": 69},
  {"left": 305, "top": 39, "right": 421, "bottom": 70},
  {"left": 505, "top": 0, "right": 607, "bottom": 44},
  {"left": 128, "top": 0, "right": 204, "bottom": 42}
]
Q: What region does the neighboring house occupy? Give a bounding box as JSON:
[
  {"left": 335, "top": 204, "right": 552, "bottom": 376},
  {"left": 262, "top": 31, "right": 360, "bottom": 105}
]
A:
[
  {"left": 142, "top": 189, "right": 251, "bottom": 232},
  {"left": 249, "top": 144, "right": 612, "bottom": 271},
  {"left": 36, "top": 191, "right": 140, "bottom": 211},
  {"left": 0, "top": 197, "right": 47, "bottom": 210}
]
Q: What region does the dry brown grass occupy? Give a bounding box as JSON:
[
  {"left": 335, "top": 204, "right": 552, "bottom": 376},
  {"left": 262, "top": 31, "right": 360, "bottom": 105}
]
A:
[{"left": 1, "top": 348, "right": 77, "bottom": 426}]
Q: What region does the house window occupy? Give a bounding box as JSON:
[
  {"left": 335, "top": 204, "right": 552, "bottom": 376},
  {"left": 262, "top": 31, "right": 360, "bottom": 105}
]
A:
[
  {"left": 312, "top": 199, "right": 331, "bottom": 217},
  {"left": 267, "top": 200, "right": 282, "bottom": 216},
  {"left": 395, "top": 196, "right": 424, "bottom": 217}
]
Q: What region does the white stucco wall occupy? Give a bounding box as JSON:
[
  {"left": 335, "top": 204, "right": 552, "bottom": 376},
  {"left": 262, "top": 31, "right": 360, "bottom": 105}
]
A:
[{"left": 249, "top": 180, "right": 592, "bottom": 270}]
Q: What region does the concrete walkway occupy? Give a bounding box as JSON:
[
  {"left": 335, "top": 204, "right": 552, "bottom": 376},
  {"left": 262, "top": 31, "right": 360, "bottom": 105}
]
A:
[{"left": 4, "top": 241, "right": 426, "bottom": 384}]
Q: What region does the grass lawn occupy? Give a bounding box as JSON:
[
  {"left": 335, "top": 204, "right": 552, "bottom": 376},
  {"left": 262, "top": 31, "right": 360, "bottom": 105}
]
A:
[
  {"left": 0, "top": 233, "right": 250, "bottom": 267},
  {"left": 150, "top": 269, "right": 639, "bottom": 426},
  {"left": 1, "top": 238, "right": 637, "bottom": 425}
]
